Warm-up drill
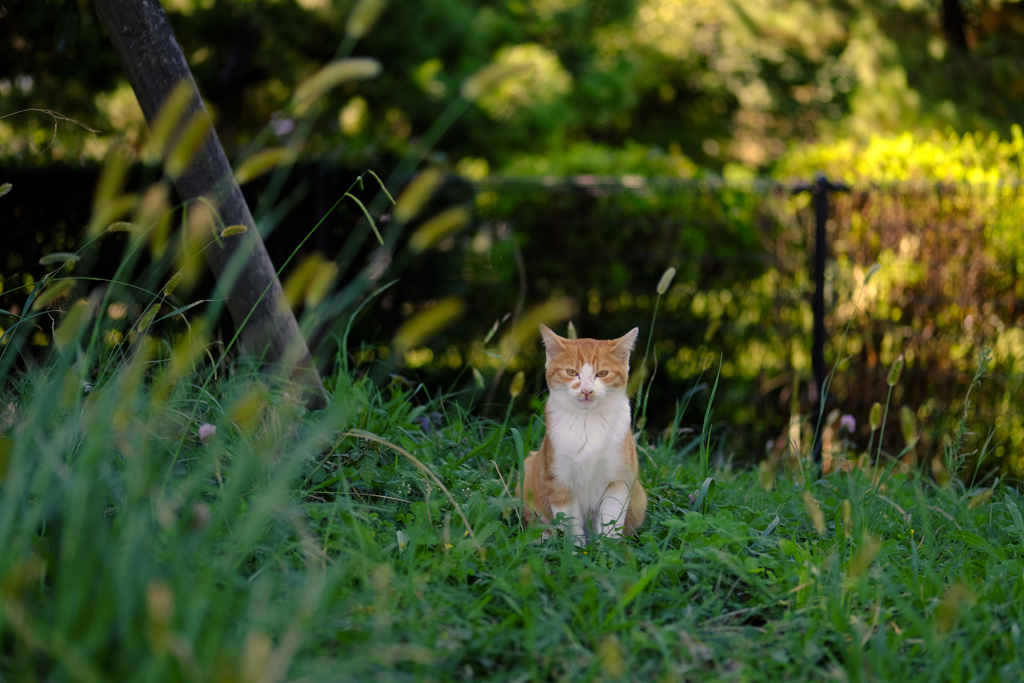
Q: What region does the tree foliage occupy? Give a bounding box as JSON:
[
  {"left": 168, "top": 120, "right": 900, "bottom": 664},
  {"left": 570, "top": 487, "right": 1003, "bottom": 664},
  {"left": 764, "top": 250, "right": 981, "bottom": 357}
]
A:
[{"left": 4, "top": 0, "right": 1024, "bottom": 173}]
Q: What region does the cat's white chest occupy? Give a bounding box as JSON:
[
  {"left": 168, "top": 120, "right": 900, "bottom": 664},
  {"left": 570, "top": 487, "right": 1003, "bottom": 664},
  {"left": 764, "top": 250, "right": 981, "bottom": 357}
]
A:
[{"left": 546, "top": 395, "right": 632, "bottom": 515}]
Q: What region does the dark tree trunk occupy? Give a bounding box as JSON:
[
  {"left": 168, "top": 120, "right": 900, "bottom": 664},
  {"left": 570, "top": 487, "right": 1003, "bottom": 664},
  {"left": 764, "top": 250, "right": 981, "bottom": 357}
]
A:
[
  {"left": 942, "top": 0, "right": 969, "bottom": 51},
  {"left": 93, "top": 0, "right": 326, "bottom": 406}
]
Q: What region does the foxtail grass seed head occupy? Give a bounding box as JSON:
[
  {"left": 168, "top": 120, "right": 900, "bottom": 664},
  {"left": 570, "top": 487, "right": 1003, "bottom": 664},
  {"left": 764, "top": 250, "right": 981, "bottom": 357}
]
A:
[
  {"left": 597, "top": 636, "right": 625, "bottom": 678},
  {"left": 408, "top": 206, "right": 471, "bottom": 253},
  {"left": 283, "top": 254, "right": 323, "bottom": 309},
  {"left": 242, "top": 631, "right": 273, "bottom": 683},
  {"left": 802, "top": 490, "right": 826, "bottom": 534},
  {"left": 461, "top": 62, "right": 531, "bottom": 102},
  {"left": 935, "top": 583, "right": 975, "bottom": 637},
  {"left": 137, "top": 303, "right": 160, "bottom": 332},
  {"left": 147, "top": 578, "right": 174, "bottom": 624},
  {"left": 968, "top": 489, "right": 994, "bottom": 509},
  {"left": 293, "top": 58, "right": 382, "bottom": 104},
  {"left": 107, "top": 221, "right": 137, "bottom": 233},
  {"left": 848, "top": 534, "right": 881, "bottom": 578},
  {"left": 842, "top": 499, "right": 852, "bottom": 539},
  {"left": 165, "top": 113, "right": 212, "bottom": 180},
  {"left": 758, "top": 460, "right": 774, "bottom": 491},
  {"left": 472, "top": 366, "right": 485, "bottom": 390},
  {"left": 900, "top": 405, "right": 919, "bottom": 448},
  {"left": 394, "top": 168, "right": 445, "bottom": 223},
  {"left": 931, "top": 457, "right": 951, "bottom": 487},
  {"left": 163, "top": 272, "right": 183, "bottom": 297},
  {"left": 509, "top": 371, "right": 525, "bottom": 398},
  {"left": 88, "top": 147, "right": 135, "bottom": 236},
  {"left": 887, "top": 353, "right": 904, "bottom": 386},
  {"left": 346, "top": 0, "right": 386, "bottom": 38},
  {"left": 134, "top": 182, "right": 172, "bottom": 256},
  {"left": 306, "top": 260, "right": 338, "bottom": 307},
  {"left": 625, "top": 364, "right": 647, "bottom": 398},
  {"left": 234, "top": 148, "right": 298, "bottom": 185},
  {"left": 869, "top": 402, "right": 882, "bottom": 430},
  {"left": 393, "top": 297, "right": 465, "bottom": 355},
  {"left": 0, "top": 182, "right": 11, "bottom": 198},
  {"left": 38, "top": 252, "right": 80, "bottom": 266},
  {"left": 174, "top": 201, "right": 214, "bottom": 289},
  {"left": 566, "top": 320, "right": 578, "bottom": 339},
  {"left": 228, "top": 385, "right": 267, "bottom": 434},
  {"left": 30, "top": 279, "right": 75, "bottom": 311},
  {"left": 148, "top": 81, "right": 193, "bottom": 158},
  {"left": 656, "top": 266, "right": 676, "bottom": 295},
  {"left": 499, "top": 298, "right": 574, "bottom": 360},
  {"left": 220, "top": 224, "right": 248, "bottom": 238}
]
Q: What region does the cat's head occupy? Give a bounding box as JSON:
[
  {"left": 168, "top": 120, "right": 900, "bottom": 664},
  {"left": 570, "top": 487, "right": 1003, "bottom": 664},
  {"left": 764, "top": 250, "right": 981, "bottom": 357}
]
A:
[{"left": 539, "top": 324, "right": 638, "bottom": 411}]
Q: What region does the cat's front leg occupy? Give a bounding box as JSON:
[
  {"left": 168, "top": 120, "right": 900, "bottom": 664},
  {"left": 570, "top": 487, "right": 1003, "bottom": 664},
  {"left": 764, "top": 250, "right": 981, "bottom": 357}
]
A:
[
  {"left": 598, "top": 481, "right": 631, "bottom": 539},
  {"left": 550, "top": 500, "right": 587, "bottom": 546}
]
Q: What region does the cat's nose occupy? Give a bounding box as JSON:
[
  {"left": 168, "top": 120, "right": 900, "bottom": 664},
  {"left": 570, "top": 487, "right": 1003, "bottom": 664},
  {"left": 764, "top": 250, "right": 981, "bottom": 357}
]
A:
[{"left": 581, "top": 389, "right": 594, "bottom": 398}]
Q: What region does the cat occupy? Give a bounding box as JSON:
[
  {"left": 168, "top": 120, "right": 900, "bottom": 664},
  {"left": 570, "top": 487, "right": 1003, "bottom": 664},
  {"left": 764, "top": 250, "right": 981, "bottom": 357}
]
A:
[{"left": 517, "top": 324, "right": 647, "bottom": 543}]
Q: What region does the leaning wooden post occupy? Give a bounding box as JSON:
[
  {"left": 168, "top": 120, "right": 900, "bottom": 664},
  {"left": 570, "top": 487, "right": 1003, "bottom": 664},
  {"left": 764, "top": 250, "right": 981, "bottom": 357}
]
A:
[{"left": 94, "top": 0, "right": 326, "bottom": 407}]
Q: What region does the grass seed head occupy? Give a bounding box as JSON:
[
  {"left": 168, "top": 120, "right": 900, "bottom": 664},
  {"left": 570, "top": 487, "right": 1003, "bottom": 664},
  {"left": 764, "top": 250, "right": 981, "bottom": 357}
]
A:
[
  {"left": 134, "top": 183, "right": 172, "bottom": 256},
  {"left": 165, "top": 113, "right": 212, "bottom": 180},
  {"left": 848, "top": 534, "right": 881, "bottom": 578},
  {"left": 887, "top": 353, "right": 904, "bottom": 386},
  {"left": 509, "top": 371, "right": 525, "bottom": 398},
  {"left": 394, "top": 168, "right": 445, "bottom": 223},
  {"left": 234, "top": 148, "right": 297, "bottom": 185},
  {"left": 802, "top": 490, "right": 826, "bottom": 534},
  {"left": 597, "top": 636, "right": 625, "bottom": 678},
  {"left": 461, "top": 62, "right": 531, "bottom": 102},
  {"left": 408, "top": 206, "right": 471, "bottom": 253},
  {"left": 38, "top": 252, "right": 80, "bottom": 266},
  {"left": 900, "top": 405, "right": 918, "bottom": 448},
  {"left": 869, "top": 402, "right": 882, "bottom": 431},
  {"left": 293, "top": 58, "right": 382, "bottom": 104},
  {"left": 931, "top": 457, "right": 951, "bottom": 487},
  {"left": 346, "top": 0, "right": 386, "bottom": 39},
  {"left": 656, "top": 266, "right": 676, "bottom": 295},
  {"left": 393, "top": 297, "right": 465, "bottom": 355},
  {"left": 163, "top": 272, "right": 183, "bottom": 297},
  {"left": 148, "top": 81, "right": 193, "bottom": 158},
  {"left": 220, "top": 224, "right": 249, "bottom": 238},
  {"left": 0, "top": 182, "right": 12, "bottom": 198}
]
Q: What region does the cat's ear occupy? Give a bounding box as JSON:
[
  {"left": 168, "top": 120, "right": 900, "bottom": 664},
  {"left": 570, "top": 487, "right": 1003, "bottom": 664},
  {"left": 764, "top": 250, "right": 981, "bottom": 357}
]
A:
[
  {"left": 611, "top": 328, "right": 639, "bottom": 365},
  {"left": 539, "top": 324, "right": 566, "bottom": 362}
]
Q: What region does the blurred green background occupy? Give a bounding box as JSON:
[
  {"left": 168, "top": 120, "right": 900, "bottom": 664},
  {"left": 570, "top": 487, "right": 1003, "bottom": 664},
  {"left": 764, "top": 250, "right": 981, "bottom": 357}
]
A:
[{"left": 3, "top": 0, "right": 1024, "bottom": 469}]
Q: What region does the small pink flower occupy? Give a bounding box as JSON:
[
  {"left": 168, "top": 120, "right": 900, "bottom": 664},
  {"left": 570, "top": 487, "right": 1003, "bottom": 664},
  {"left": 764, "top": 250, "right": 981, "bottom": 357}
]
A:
[
  {"left": 840, "top": 414, "right": 856, "bottom": 433},
  {"left": 199, "top": 423, "right": 216, "bottom": 444}
]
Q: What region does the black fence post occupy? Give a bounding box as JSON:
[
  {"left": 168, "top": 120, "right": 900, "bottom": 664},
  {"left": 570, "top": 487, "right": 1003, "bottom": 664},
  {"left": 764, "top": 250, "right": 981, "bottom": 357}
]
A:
[{"left": 794, "top": 174, "right": 849, "bottom": 468}]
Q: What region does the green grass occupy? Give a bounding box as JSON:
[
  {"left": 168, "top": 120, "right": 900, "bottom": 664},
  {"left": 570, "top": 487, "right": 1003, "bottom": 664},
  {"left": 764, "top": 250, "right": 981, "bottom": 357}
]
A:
[{"left": 1, "top": 324, "right": 1022, "bottom": 682}]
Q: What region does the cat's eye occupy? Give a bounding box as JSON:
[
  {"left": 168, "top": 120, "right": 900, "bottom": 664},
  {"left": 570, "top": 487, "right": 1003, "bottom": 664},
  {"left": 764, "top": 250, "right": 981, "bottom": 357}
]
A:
[
  {"left": 596, "top": 370, "right": 609, "bottom": 378},
  {"left": 565, "top": 369, "right": 578, "bottom": 376}
]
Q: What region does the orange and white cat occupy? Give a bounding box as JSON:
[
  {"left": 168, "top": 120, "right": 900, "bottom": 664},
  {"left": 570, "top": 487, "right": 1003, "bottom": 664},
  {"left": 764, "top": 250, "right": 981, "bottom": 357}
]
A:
[{"left": 518, "top": 324, "right": 647, "bottom": 543}]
